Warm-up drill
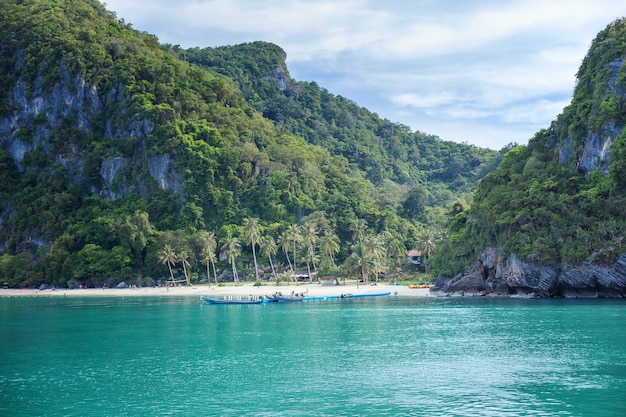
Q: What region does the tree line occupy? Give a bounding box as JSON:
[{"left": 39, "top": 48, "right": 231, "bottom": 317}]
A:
[{"left": 156, "top": 216, "right": 438, "bottom": 288}]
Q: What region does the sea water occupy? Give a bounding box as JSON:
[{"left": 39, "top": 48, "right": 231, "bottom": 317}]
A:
[{"left": 1, "top": 296, "right": 625, "bottom": 416}]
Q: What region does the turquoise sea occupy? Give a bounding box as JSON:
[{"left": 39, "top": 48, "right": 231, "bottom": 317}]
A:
[{"left": 1, "top": 295, "right": 625, "bottom": 416}]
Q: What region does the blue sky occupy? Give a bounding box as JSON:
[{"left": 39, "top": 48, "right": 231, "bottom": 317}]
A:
[{"left": 102, "top": 0, "right": 626, "bottom": 150}]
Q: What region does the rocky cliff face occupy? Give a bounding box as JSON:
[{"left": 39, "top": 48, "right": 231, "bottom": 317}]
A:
[
  {"left": 0, "top": 60, "right": 183, "bottom": 200},
  {"left": 431, "top": 247, "right": 626, "bottom": 298},
  {"left": 558, "top": 58, "right": 625, "bottom": 174}
]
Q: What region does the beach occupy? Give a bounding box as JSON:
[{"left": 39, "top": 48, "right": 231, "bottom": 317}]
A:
[{"left": 0, "top": 283, "right": 430, "bottom": 298}]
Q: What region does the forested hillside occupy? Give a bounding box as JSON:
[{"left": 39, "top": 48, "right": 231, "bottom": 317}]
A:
[
  {"left": 0, "top": 0, "right": 501, "bottom": 288},
  {"left": 430, "top": 18, "right": 626, "bottom": 281},
  {"left": 174, "top": 42, "right": 501, "bottom": 200}
]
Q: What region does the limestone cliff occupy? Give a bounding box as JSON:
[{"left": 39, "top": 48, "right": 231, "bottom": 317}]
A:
[{"left": 0, "top": 62, "right": 182, "bottom": 201}]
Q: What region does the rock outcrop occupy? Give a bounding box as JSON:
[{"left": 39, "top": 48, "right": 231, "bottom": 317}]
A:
[
  {"left": 0, "top": 60, "right": 182, "bottom": 201},
  {"left": 558, "top": 58, "right": 625, "bottom": 174},
  {"left": 430, "top": 247, "right": 626, "bottom": 298}
]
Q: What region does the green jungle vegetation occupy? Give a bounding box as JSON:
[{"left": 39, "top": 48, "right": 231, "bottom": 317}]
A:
[
  {"left": 430, "top": 18, "right": 626, "bottom": 277},
  {"left": 0, "top": 0, "right": 503, "bottom": 288}
]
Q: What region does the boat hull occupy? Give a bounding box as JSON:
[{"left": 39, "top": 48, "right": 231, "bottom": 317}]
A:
[{"left": 202, "top": 297, "right": 264, "bottom": 305}]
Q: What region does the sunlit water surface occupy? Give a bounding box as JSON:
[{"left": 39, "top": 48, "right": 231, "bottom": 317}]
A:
[{"left": 1, "top": 296, "right": 625, "bottom": 416}]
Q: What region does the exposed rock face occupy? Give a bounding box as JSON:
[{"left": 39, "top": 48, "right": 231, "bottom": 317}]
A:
[
  {"left": 430, "top": 247, "right": 626, "bottom": 298},
  {"left": 148, "top": 154, "right": 183, "bottom": 194},
  {"left": 0, "top": 60, "right": 181, "bottom": 201},
  {"left": 577, "top": 120, "right": 623, "bottom": 174},
  {"left": 558, "top": 58, "right": 625, "bottom": 174}
]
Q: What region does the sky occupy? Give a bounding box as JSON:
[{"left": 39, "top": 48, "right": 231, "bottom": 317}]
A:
[{"left": 102, "top": 0, "right": 626, "bottom": 150}]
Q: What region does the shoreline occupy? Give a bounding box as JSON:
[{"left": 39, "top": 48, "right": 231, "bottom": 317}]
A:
[{"left": 0, "top": 283, "right": 430, "bottom": 298}]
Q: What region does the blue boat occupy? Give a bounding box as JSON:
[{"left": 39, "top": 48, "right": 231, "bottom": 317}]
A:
[
  {"left": 349, "top": 291, "right": 391, "bottom": 298},
  {"left": 303, "top": 292, "right": 391, "bottom": 301},
  {"left": 202, "top": 296, "right": 264, "bottom": 305}
]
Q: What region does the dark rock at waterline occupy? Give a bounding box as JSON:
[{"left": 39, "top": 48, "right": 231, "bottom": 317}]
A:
[{"left": 430, "top": 248, "right": 626, "bottom": 298}]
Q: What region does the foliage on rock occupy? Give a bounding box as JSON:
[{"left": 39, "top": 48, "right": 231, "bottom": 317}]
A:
[{"left": 430, "top": 18, "right": 626, "bottom": 278}]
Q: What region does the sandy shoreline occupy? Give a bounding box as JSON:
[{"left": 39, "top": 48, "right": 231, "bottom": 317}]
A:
[{"left": 0, "top": 283, "right": 430, "bottom": 298}]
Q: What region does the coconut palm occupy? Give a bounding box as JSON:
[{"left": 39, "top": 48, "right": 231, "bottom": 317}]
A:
[
  {"left": 415, "top": 229, "right": 436, "bottom": 274},
  {"left": 349, "top": 217, "right": 368, "bottom": 243},
  {"left": 198, "top": 231, "right": 218, "bottom": 285},
  {"left": 303, "top": 245, "right": 319, "bottom": 283},
  {"left": 301, "top": 221, "right": 318, "bottom": 271},
  {"left": 386, "top": 238, "right": 407, "bottom": 281},
  {"left": 259, "top": 235, "right": 278, "bottom": 281},
  {"left": 364, "top": 235, "right": 386, "bottom": 282},
  {"left": 319, "top": 231, "right": 340, "bottom": 267},
  {"left": 221, "top": 231, "right": 241, "bottom": 285},
  {"left": 345, "top": 242, "right": 374, "bottom": 284},
  {"left": 278, "top": 230, "right": 294, "bottom": 277},
  {"left": 177, "top": 251, "right": 191, "bottom": 286},
  {"left": 158, "top": 244, "right": 177, "bottom": 284},
  {"left": 287, "top": 224, "right": 302, "bottom": 280},
  {"left": 201, "top": 247, "right": 218, "bottom": 286},
  {"left": 242, "top": 218, "right": 261, "bottom": 282}
]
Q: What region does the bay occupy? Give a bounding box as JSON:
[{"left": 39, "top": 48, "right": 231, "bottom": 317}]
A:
[{"left": 1, "top": 296, "right": 625, "bottom": 416}]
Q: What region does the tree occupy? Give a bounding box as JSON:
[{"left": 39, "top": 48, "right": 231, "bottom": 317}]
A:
[
  {"left": 278, "top": 230, "right": 294, "bottom": 276},
  {"left": 364, "top": 235, "right": 386, "bottom": 282},
  {"left": 118, "top": 211, "right": 154, "bottom": 277},
  {"left": 345, "top": 242, "right": 374, "bottom": 284},
  {"left": 198, "top": 231, "right": 218, "bottom": 285},
  {"left": 301, "top": 221, "right": 318, "bottom": 271},
  {"left": 177, "top": 251, "right": 191, "bottom": 286},
  {"left": 415, "top": 229, "right": 436, "bottom": 274},
  {"left": 349, "top": 217, "right": 368, "bottom": 243},
  {"left": 287, "top": 224, "right": 302, "bottom": 281},
  {"left": 158, "top": 244, "right": 177, "bottom": 284},
  {"left": 385, "top": 238, "right": 407, "bottom": 281},
  {"left": 401, "top": 185, "right": 428, "bottom": 221},
  {"left": 200, "top": 249, "right": 217, "bottom": 285},
  {"left": 303, "top": 244, "right": 319, "bottom": 283},
  {"left": 319, "top": 231, "right": 340, "bottom": 267},
  {"left": 242, "top": 218, "right": 261, "bottom": 282},
  {"left": 221, "top": 231, "right": 241, "bottom": 285},
  {"left": 259, "top": 235, "right": 278, "bottom": 281}
]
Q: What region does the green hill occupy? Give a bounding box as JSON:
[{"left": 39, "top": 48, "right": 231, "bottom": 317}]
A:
[
  {"left": 430, "top": 18, "right": 626, "bottom": 279},
  {"left": 0, "top": 0, "right": 501, "bottom": 287}
]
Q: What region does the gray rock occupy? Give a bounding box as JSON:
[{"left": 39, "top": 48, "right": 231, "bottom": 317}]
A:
[{"left": 431, "top": 248, "right": 626, "bottom": 298}]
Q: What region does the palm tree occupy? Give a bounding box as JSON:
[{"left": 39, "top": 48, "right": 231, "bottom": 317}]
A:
[
  {"left": 349, "top": 217, "right": 368, "bottom": 243},
  {"left": 221, "top": 231, "right": 241, "bottom": 285},
  {"left": 301, "top": 221, "right": 318, "bottom": 271},
  {"left": 364, "top": 235, "right": 386, "bottom": 283},
  {"left": 242, "top": 218, "right": 261, "bottom": 282},
  {"left": 345, "top": 242, "right": 374, "bottom": 284},
  {"left": 259, "top": 235, "right": 278, "bottom": 281},
  {"left": 386, "top": 238, "right": 407, "bottom": 281},
  {"left": 177, "top": 251, "right": 191, "bottom": 286},
  {"left": 158, "top": 244, "right": 177, "bottom": 284},
  {"left": 303, "top": 246, "right": 319, "bottom": 283},
  {"left": 278, "top": 230, "right": 294, "bottom": 276},
  {"left": 319, "top": 231, "right": 340, "bottom": 267},
  {"left": 199, "top": 231, "right": 218, "bottom": 286},
  {"left": 201, "top": 248, "right": 218, "bottom": 286},
  {"left": 287, "top": 224, "right": 302, "bottom": 281},
  {"left": 415, "top": 229, "right": 436, "bottom": 274}
]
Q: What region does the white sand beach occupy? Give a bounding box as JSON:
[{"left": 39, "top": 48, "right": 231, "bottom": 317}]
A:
[{"left": 0, "top": 283, "right": 430, "bottom": 298}]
